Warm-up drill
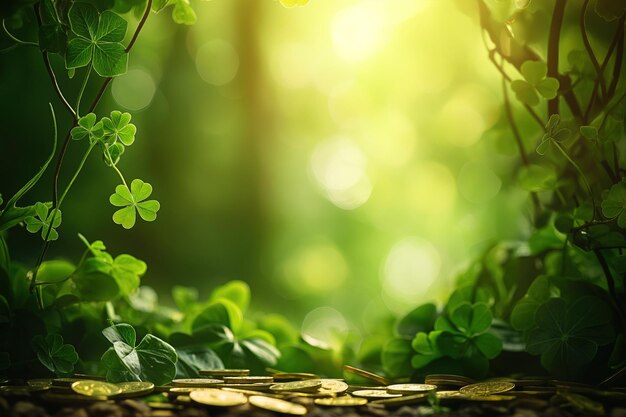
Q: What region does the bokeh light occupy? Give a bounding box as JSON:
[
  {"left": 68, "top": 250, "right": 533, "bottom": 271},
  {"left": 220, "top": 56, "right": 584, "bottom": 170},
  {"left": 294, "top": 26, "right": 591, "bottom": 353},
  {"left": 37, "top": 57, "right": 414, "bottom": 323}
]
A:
[{"left": 111, "top": 67, "right": 157, "bottom": 111}]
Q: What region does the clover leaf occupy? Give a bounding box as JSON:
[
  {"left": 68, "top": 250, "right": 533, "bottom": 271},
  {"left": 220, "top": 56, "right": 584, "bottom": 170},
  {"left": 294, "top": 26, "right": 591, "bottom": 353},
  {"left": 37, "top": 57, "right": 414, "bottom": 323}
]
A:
[
  {"left": 537, "top": 114, "right": 571, "bottom": 155},
  {"left": 101, "top": 323, "right": 177, "bottom": 385},
  {"left": 109, "top": 179, "right": 160, "bottom": 229},
  {"left": 71, "top": 113, "right": 104, "bottom": 142},
  {"left": 24, "top": 202, "right": 62, "bottom": 241},
  {"left": 527, "top": 296, "right": 614, "bottom": 378},
  {"left": 65, "top": 2, "right": 128, "bottom": 77},
  {"left": 31, "top": 334, "right": 79, "bottom": 375},
  {"left": 510, "top": 275, "right": 551, "bottom": 331},
  {"left": 169, "top": 333, "right": 224, "bottom": 378},
  {"left": 511, "top": 60, "right": 559, "bottom": 106},
  {"left": 38, "top": 0, "right": 68, "bottom": 54},
  {"left": 601, "top": 180, "right": 626, "bottom": 228},
  {"left": 595, "top": 0, "right": 626, "bottom": 21},
  {"left": 102, "top": 111, "right": 136, "bottom": 146}
]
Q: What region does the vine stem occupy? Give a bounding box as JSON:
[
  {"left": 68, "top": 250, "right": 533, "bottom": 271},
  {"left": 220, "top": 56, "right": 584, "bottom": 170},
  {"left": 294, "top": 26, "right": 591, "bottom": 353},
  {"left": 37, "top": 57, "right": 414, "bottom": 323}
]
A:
[
  {"left": 29, "top": 0, "right": 153, "bottom": 299},
  {"left": 75, "top": 66, "right": 92, "bottom": 118},
  {"left": 593, "top": 249, "right": 626, "bottom": 332},
  {"left": 553, "top": 141, "right": 596, "bottom": 218},
  {"left": 2, "top": 19, "right": 38, "bottom": 47},
  {"left": 547, "top": 0, "right": 566, "bottom": 117},
  {"left": 580, "top": 0, "right": 608, "bottom": 100}
]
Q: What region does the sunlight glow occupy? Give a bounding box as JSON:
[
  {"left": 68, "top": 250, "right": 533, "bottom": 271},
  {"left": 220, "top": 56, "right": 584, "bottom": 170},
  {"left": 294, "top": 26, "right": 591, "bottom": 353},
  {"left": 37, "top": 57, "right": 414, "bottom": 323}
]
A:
[
  {"left": 302, "top": 306, "right": 349, "bottom": 347},
  {"left": 195, "top": 40, "right": 240, "bottom": 86},
  {"left": 281, "top": 244, "right": 349, "bottom": 296},
  {"left": 111, "top": 68, "right": 156, "bottom": 111},
  {"left": 311, "top": 137, "right": 372, "bottom": 209},
  {"left": 382, "top": 237, "right": 441, "bottom": 313}
]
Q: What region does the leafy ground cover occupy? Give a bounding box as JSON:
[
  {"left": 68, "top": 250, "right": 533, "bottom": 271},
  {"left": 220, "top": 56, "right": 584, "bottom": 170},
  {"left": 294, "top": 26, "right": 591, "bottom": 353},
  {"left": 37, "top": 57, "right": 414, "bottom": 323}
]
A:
[{"left": 1, "top": 2, "right": 626, "bottom": 416}]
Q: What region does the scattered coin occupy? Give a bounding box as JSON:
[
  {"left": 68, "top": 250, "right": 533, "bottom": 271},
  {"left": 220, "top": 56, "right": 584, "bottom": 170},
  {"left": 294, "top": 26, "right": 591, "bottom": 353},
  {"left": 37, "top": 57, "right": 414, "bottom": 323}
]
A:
[
  {"left": 351, "top": 389, "right": 402, "bottom": 399},
  {"left": 343, "top": 365, "right": 389, "bottom": 385},
  {"left": 189, "top": 388, "right": 248, "bottom": 407},
  {"left": 436, "top": 390, "right": 464, "bottom": 399},
  {"left": 372, "top": 393, "right": 429, "bottom": 407},
  {"left": 460, "top": 381, "right": 515, "bottom": 397},
  {"left": 222, "top": 376, "right": 273, "bottom": 384},
  {"left": 116, "top": 381, "right": 154, "bottom": 397},
  {"left": 27, "top": 379, "right": 52, "bottom": 388},
  {"left": 222, "top": 387, "right": 282, "bottom": 398},
  {"left": 71, "top": 380, "right": 122, "bottom": 397},
  {"left": 464, "top": 394, "right": 515, "bottom": 401},
  {"left": 270, "top": 380, "right": 322, "bottom": 393},
  {"left": 425, "top": 374, "right": 474, "bottom": 387},
  {"left": 272, "top": 372, "right": 320, "bottom": 381},
  {"left": 171, "top": 378, "right": 223, "bottom": 387},
  {"left": 347, "top": 385, "right": 387, "bottom": 392},
  {"left": 386, "top": 383, "right": 437, "bottom": 394},
  {"left": 52, "top": 378, "right": 81, "bottom": 387},
  {"left": 318, "top": 379, "right": 349, "bottom": 394},
  {"left": 249, "top": 395, "right": 307, "bottom": 415},
  {"left": 315, "top": 397, "right": 368, "bottom": 406},
  {"left": 200, "top": 369, "right": 250, "bottom": 377},
  {"left": 218, "top": 383, "right": 273, "bottom": 391}
]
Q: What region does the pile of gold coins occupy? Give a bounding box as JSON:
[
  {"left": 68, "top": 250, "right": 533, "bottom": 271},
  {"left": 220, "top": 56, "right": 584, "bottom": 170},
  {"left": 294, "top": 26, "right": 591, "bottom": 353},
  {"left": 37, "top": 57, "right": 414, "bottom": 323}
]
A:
[{"left": 1, "top": 366, "right": 626, "bottom": 415}]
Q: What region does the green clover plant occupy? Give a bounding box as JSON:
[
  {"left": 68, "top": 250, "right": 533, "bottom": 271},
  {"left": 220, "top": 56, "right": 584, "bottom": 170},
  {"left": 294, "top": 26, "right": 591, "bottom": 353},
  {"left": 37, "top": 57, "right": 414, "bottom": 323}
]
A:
[
  {"left": 66, "top": 2, "right": 128, "bottom": 77},
  {"left": 109, "top": 179, "right": 160, "bottom": 229},
  {"left": 601, "top": 180, "right": 626, "bottom": 228},
  {"left": 71, "top": 113, "right": 104, "bottom": 142},
  {"left": 24, "top": 202, "right": 62, "bottom": 241},
  {"left": 511, "top": 60, "right": 559, "bottom": 106},
  {"left": 536, "top": 114, "right": 571, "bottom": 155},
  {"left": 31, "top": 334, "right": 79, "bottom": 375}
]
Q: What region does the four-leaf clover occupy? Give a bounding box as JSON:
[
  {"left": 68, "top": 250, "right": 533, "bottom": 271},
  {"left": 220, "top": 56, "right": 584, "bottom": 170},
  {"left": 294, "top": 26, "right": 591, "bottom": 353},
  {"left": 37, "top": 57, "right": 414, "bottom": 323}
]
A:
[
  {"left": 110, "top": 179, "right": 160, "bottom": 229},
  {"left": 536, "top": 114, "right": 571, "bottom": 155},
  {"left": 31, "top": 334, "right": 79, "bottom": 376},
  {"left": 71, "top": 113, "right": 104, "bottom": 142},
  {"left": 24, "top": 202, "right": 62, "bottom": 241},
  {"left": 512, "top": 60, "right": 559, "bottom": 106},
  {"left": 602, "top": 179, "right": 626, "bottom": 228},
  {"left": 65, "top": 2, "right": 128, "bottom": 77},
  {"left": 102, "top": 111, "right": 136, "bottom": 146}
]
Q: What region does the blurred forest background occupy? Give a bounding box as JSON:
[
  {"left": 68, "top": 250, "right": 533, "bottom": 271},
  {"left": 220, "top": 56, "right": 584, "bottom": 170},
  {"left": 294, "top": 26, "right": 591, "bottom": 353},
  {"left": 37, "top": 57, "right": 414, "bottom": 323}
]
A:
[{"left": 0, "top": 0, "right": 540, "bottom": 344}]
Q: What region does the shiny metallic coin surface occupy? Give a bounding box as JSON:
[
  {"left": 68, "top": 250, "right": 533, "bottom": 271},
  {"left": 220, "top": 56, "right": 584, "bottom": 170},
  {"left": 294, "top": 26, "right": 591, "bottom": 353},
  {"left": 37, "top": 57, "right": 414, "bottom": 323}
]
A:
[
  {"left": 249, "top": 395, "right": 307, "bottom": 415},
  {"left": 270, "top": 379, "right": 322, "bottom": 393},
  {"left": 199, "top": 369, "right": 250, "bottom": 377},
  {"left": 171, "top": 378, "right": 223, "bottom": 387},
  {"left": 343, "top": 365, "right": 389, "bottom": 385},
  {"left": 386, "top": 383, "right": 437, "bottom": 394},
  {"left": 116, "top": 381, "right": 154, "bottom": 397},
  {"left": 222, "top": 376, "right": 273, "bottom": 384},
  {"left": 351, "top": 389, "right": 402, "bottom": 399},
  {"left": 318, "top": 379, "right": 349, "bottom": 394},
  {"left": 71, "top": 380, "right": 122, "bottom": 397},
  {"left": 460, "top": 381, "right": 516, "bottom": 397},
  {"left": 315, "top": 397, "right": 368, "bottom": 406},
  {"left": 189, "top": 388, "right": 248, "bottom": 407}
]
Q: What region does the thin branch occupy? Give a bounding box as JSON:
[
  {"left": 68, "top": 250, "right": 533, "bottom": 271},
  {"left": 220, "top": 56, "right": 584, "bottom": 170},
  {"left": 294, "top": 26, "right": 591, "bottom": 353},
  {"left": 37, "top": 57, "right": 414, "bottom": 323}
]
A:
[
  {"left": 2, "top": 19, "right": 38, "bottom": 47},
  {"left": 34, "top": 5, "right": 77, "bottom": 119},
  {"left": 581, "top": 0, "right": 608, "bottom": 99},
  {"left": 547, "top": 0, "right": 567, "bottom": 116},
  {"left": 593, "top": 249, "right": 626, "bottom": 331},
  {"left": 125, "top": 0, "right": 152, "bottom": 53},
  {"left": 607, "top": 22, "right": 625, "bottom": 100},
  {"left": 502, "top": 73, "right": 542, "bottom": 221}
]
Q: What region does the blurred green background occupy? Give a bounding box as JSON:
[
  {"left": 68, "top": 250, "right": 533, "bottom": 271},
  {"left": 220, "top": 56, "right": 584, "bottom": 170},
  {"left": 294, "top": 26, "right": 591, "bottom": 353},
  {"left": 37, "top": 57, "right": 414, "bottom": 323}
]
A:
[{"left": 0, "top": 0, "right": 540, "bottom": 344}]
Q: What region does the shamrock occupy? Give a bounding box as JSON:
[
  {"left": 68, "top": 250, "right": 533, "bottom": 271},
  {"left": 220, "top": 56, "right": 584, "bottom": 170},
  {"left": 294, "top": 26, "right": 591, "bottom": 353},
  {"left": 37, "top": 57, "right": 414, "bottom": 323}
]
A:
[
  {"left": 536, "top": 114, "right": 571, "bottom": 155},
  {"left": 511, "top": 60, "right": 559, "bottom": 106},
  {"left": 109, "top": 179, "right": 160, "bottom": 229},
  {"left": 527, "top": 296, "right": 614, "bottom": 378},
  {"left": 601, "top": 179, "right": 626, "bottom": 228},
  {"left": 70, "top": 113, "right": 104, "bottom": 142},
  {"left": 31, "top": 334, "right": 79, "bottom": 376},
  {"left": 24, "top": 202, "right": 62, "bottom": 241},
  {"left": 102, "top": 111, "right": 136, "bottom": 146},
  {"left": 65, "top": 2, "right": 128, "bottom": 77},
  {"left": 580, "top": 125, "right": 600, "bottom": 145}
]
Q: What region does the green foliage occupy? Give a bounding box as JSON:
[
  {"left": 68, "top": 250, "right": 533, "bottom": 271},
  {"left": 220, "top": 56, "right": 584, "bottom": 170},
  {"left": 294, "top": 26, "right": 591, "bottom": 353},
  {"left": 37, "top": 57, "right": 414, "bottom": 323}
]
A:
[
  {"left": 511, "top": 60, "right": 559, "bottom": 106},
  {"left": 536, "top": 115, "right": 571, "bottom": 155},
  {"left": 102, "top": 111, "right": 136, "bottom": 146},
  {"left": 66, "top": 2, "right": 128, "bottom": 77},
  {"left": 101, "top": 323, "right": 177, "bottom": 385},
  {"left": 24, "top": 203, "right": 62, "bottom": 241},
  {"left": 71, "top": 113, "right": 104, "bottom": 142},
  {"left": 110, "top": 179, "right": 160, "bottom": 229},
  {"left": 526, "top": 296, "right": 614, "bottom": 378},
  {"left": 38, "top": 0, "right": 68, "bottom": 54},
  {"left": 31, "top": 334, "right": 79, "bottom": 375},
  {"left": 601, "top": 180, "right": 626, "bottom": 228}
]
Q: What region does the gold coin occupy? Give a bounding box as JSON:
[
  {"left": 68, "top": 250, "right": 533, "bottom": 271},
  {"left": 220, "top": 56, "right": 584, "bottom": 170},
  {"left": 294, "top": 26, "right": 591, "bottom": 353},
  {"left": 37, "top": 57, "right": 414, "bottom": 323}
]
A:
[
  {"left": 171, "top": 378, "right": 223, "bottom": 387},
  {"left": 372, "top": 393, "right": 429, "bottom": 407},
  {"left": 222, "top": 387, "right": 282, "bottom": 398},
  {"left": 460, "top": 381, "right": 515, "bottom": 397},
  {"left": 189, "top": 388, "right": 248, "bottom": 407},
  {"left": 200, "top": 369, "right": 250, "bottom": 377},
  {"left": 52, "top": 378, "right": 81, "bottom": 387},
  {"left": 222, "top": 376, "right": 273, "bottom": 384},
  {"left": 116, "top": 381, "right": 154, "bottom": 397},
  {"left": 465, "top": 394, "right": 515, "bottom": 401},
  {"left": 218, "top": 383, "right": 273, "bottom": 391},
  {"left": 386, "top": 383, "right": 437, "bottom": 394},
  {"left": 71, "top": 380, "right": 122, "bottom": 397},
  {"left": 318, "top": 379, "right": 349, "bottom": 394},
  {"left": 436, "top": 390, "right": 464, "bottom": 399},
  {"left": 351, "top": 389, "right": 402, "bottom": 399},
  {"left": 315, "top": 397, "right": 368, "bottom": 407},
  {"left": 27, "top": 379, "right": 52, "bottom": 388},
  {"left": 270, "top": 380, "right": 322, "bottom": 393},
  {"left": 347, "top": 385, "right": 387, "bottom": 392},
  {"left": 343, "top": 365, "right": 389, "bottom": 385},
  {"left": 272, "top": 372, "right": 320, "bottom": 381},
  {"left": 249, "top": 395, "right": 307, "bottom": 415}
]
